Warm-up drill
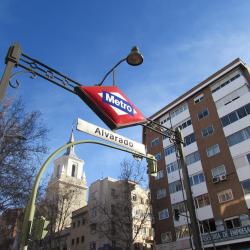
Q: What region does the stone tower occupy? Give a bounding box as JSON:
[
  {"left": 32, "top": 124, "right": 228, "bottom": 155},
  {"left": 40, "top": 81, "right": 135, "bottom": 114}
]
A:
[{"left": 46, "top": 131, "right": 88, "bottom": 231}]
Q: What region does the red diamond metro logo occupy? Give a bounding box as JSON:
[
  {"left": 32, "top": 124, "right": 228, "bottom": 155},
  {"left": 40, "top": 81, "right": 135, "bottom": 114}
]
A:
[{"left": 75, "top": 86, "right": 146, "bottom": 130}]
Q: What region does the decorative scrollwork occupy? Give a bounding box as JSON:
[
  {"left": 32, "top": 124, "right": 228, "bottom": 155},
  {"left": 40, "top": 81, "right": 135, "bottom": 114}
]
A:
[
  {"left": 9, "top": 70, "right": 36, "bottom": 89},
  {"left": 9, "top": 79, "right": 20, "bottom": 89},
  {"left": 63, "top": 78, "right": 69, "bottom": 86},
  {"left": 46, "top": 70, "right": 54, "bottom": 79},
  {"left": 16, "top": 53, "right": 81, "bottom": 94},
  {"left": 30, "top": 62, "right": 37, "bottom": 69}
]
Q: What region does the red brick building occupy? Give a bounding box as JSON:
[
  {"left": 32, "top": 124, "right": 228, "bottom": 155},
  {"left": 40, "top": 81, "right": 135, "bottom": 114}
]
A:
[{"left": 143, "top": 58, "right": 250, "bottom": 249}]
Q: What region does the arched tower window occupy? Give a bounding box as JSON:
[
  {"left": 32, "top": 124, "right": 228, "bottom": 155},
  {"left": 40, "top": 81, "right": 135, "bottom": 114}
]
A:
[
  {"left": 71, "top": 164, "right": 76, "bottom": 177},
  {"left": 57, "top": 165, "right": 60, "bottom": 178}
]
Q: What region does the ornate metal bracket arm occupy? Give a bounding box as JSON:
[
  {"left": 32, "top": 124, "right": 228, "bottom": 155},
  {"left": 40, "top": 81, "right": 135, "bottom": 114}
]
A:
[
  {"left": 144, "top": 118, "right": 183, "bottom": 144},
  {"left": 17, "top": 52, "right": 82, "bottom": 94},
  {"left": 0, "top": 43, "right": 85, "bottom": 101}
]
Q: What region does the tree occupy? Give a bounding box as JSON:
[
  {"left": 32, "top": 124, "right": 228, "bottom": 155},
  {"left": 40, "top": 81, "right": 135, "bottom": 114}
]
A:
[
  {"left": 36, "top": 183, "right": 83, "bottom": 250},
  {"left": 0, "top": 98, "right": 48, "bottom": 213},
  {"left": 92, "top": 159, "right": 153, "bottom": 250}
]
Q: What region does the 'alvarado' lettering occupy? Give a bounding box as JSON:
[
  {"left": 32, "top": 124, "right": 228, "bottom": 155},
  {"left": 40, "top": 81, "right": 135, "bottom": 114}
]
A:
[
  {"left": 95, "top": 128, "right": 134, "bottom": 148},
  {"left": 102, "top": 92, "right": 134, "bottom": 116}
]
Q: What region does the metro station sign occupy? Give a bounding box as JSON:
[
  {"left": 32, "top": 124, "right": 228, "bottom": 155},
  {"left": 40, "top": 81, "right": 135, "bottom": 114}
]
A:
[{"left": 75, "top": 86, "right": 146, "bottom": 130}]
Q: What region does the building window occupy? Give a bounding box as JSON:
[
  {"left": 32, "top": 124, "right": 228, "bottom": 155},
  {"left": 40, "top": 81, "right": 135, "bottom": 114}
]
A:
[
  {"left": 183, "top": 133, "right": 196, "bottom": 147},
  {"left": 216, "top": 84, "right": 249, "bottom": 109},
  {"left": 194, "top": 94, "right": 204, "bottom": 104},
  {"left": 172, "top": 201, "right": 187, "bottom": 214},
  {"left": 90, "top": 223, "right": 97, "bottom": 234},
  {"left": 211, "top": 165, "right": 226, "bottom": 178},
  {"left": 82, "top": 218, "right": 85, "bottom": 225},
  {"left": 72, "top": 222, "right": 76, "bottom": 228},
  {"left": 71, "top": 239, "right": 75, "bottom": 246},
  {"left": 199, "top": 219, "right": 216, "bottom": 233},
  {"left": 164, "top": 145, "right": 176, "bottom": 156},
  {"left": 90, "top": 241, "right": 96, "bottom": 250},
  {"left": 241, "top": 179, "right": 250, "bottom": 195},
  {"left": 160, "top": 117, "right": 168, "bottom": 125},
  {"left": 111, "top": 204, "right": 116, "bottom": 215},
  {"left": 155, "top": 152, "right": 161, "bottom": 161},
  {"left": 175, "top": 225, "right": 189, "bottom": 238},
  {"left": 170, "top": 103, "right": 188, "bottom": 118},
  {"left": 227, "top": 127, "right": 250, "bottom": 147},
  {"left": 197, "top": 108, "right": 209, "bottom": 120},
  {"left": 157, "top": 188, "right": 166, "bottom": 199},
  {"left": 151, "top": 137, "right": 160, "bottom": 147},
  {"left": 169, "top": 180, "right": 183, "bottom": 194},
  {"left": 112, "top": 240, "right": 116, "bottom": 247},
  {"left": 194, "top": 194, "right": 210, "bottom": 209},
  {"left": 91, "top": 207, "right": 97, "bottom": 217},
  {"left": 247, "top": 154, "right": 250, "bottom": 164},
  {"left": 132, "top": 194, "right": 137, "bottom": 201},
  {"left": 167, "top": 160, "right": 180, "bottom": 174},
  {"left": 225, "top": 217, "right": 241, "bottom": 229},
  {"left": 175, "top": 118, "right": 192, "bottom": 131},
  {"left": 56, "top": 165, "right": 60, "bottom": 177},
  {"left": 158, "top": 209, "right": 169, "bottom": 220},
  {"left": 211, "top": 73, "right": 241, "bottom": 94},
  {"left": 71, "top": 164, "right": 76, "bottom": 177},
  {"left": 202, "top": 125, "right": 214, "bottom": 137},
  {"left": 77, "top": 220, "right": 80, "bottom": 227},
  {"left": 217, "top": 189, "right": 234, "bottom": 203},
  {"left": 76, "top": 237, "right": 79, "bottom": 244},
  {"left": 81, "top": 235, "right": 84, "bottom": 243},
  {"left": 155, "top": 170, "right": 164, "bottom": 180},
  {"left": 111, "top": 188, "right": 115, "bottom": 195},
  {"left": 189, "top": 172, "right": 205, "bottom": 186},
  {"left": 206, "top": 144, "right": 220, "bottom": 157},
  {"left": 161, "top": 232, "right": 172, "bottom": 243},
  {"left": 185, "top": 151, "right": 200, "bottom": 165},
  {"left": 221, "top": 103, "right": 250, "bottom": 127}
]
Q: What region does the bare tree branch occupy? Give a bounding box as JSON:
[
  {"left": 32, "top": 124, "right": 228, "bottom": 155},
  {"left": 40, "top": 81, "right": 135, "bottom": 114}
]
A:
[{"left": 0, "top": 97, "right": 48, "bottom": 213}]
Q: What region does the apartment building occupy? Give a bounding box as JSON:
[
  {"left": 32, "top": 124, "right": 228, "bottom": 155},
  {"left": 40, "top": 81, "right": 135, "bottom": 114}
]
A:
[
  {"left": 69, "top": 177, "right": 153, "bottom": 250},
  {"left": 143, "top": 58, "right": 250, "bottom": 250}
]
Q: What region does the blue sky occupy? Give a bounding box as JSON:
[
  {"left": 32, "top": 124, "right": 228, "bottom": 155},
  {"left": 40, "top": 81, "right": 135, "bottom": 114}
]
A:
[{"left": 1, "top": 0, "right": 250, "bottom": 187}]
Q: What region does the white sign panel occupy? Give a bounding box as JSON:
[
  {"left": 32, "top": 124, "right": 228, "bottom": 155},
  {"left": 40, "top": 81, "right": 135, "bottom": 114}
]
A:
[{"left": 77, "top": 118, "right": 146, "bottom": 156}]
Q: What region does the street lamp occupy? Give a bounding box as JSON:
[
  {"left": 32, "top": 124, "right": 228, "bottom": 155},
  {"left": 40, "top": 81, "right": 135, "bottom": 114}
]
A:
[
  {"left": 97, "top": 46, "right": 143, "bottom": 86},
  {"left": 0, "top": 43, "right": 143, "bottom": 101}
]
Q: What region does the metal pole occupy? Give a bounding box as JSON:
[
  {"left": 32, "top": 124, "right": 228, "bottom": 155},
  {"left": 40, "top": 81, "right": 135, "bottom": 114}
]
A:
[
  {"left": 20, "top": 139, "right": 155, "bottom": 250},
  {"left": 175, "top": 128, "right": 202, "bottom": 250},
  {"left": 0, "top": 43, "right": 21, "bottom": 101}
]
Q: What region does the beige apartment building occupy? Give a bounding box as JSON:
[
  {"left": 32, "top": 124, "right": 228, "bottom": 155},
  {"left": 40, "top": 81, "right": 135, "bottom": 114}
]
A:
[
  {"left": 69, "top": 177, "right": 154, "bottom": 250},
  {"left": 143, "top": 58, "right": 250, "bottom": 250}
]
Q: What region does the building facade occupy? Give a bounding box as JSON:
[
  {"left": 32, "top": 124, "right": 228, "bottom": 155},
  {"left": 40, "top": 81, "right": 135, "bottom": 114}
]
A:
[
  {"left": 69, "top": 177, "right": 154, "bottom": 250},
  {"left": 143, "top": 58, "right": 250, "bottom": 249}
]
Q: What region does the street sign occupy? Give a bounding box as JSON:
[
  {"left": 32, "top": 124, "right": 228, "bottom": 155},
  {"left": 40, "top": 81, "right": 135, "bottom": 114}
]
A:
[
  {"left": 75, "top": 86, "right": 146, "bottom": 130},
  {"left": 76, "top": 118, "right": 146, "bottom": 155}
]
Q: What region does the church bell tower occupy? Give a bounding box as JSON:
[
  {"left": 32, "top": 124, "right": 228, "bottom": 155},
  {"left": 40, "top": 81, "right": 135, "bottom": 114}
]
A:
[{"left": 46, "top": 131, "right": 88, "bottom": 230}]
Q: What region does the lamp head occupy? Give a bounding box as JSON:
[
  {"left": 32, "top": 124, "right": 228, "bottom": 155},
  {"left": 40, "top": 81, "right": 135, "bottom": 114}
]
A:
[{"left": 126, "top": 46, "right": 143, "bottom": 66}]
